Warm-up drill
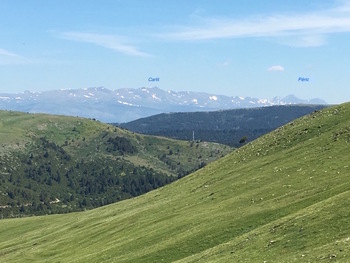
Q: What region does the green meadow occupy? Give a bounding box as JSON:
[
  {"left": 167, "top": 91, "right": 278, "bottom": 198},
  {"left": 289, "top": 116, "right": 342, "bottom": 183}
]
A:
[{"left": 1, "top": 103, "right": 350, "bottom": 262}]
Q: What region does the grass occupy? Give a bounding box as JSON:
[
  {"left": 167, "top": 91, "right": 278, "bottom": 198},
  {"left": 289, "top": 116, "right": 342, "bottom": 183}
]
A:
[{"left": 0, "top": 103, "right": 350, "bottom": 262}]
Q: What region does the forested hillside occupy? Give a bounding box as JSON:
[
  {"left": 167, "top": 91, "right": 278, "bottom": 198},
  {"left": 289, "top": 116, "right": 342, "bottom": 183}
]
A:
[
  {"left": 0, "top": 111, "right": 231, "bottom": 218},
  {"left": 119, "top": 105, "right": 326, "bottom": 147}
]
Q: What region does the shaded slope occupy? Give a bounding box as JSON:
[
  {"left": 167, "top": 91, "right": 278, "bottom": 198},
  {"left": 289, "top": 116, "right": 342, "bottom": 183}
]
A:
[{"left": 0, "top": 103, "right": 349, "bottom": 262}]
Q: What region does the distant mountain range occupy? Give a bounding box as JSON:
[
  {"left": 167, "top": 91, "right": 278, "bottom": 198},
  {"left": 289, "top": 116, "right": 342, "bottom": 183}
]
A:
[{"left": 0, "top": 87, "right": 327, "bottom": 123}]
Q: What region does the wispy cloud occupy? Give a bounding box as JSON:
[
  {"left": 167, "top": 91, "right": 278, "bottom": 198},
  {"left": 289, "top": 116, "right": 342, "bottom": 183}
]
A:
[
  {"left": 0, "top": 48, "right": 29, "bottom": 65},
  {"left": 163, "top": 2, "right": 350, "bottom": 47},
  {"left": 60, "top": 32, "right": 151, "bottom": 57},
  {"left": 268, "top": 65, "right": 284, "bottom": 71},
  {"left": 0, "top": 48, "right": 21, "bottom": 58},
  {"left": 218, "top": 60, "right": 231, "bottom": 67}
]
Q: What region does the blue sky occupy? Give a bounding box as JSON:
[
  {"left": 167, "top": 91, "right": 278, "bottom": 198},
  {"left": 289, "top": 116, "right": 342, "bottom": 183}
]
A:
[{"left": 1, "top": 0, "right": 350, "bottom": 104}]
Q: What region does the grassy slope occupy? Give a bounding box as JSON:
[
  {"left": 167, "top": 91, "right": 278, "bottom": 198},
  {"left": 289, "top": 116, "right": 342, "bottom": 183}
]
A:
[
  {"left": 0, "top": 110, "right": 231, "bottom": 215},
  {"left": 0, "top": 111, "right": 229, "bottom": 175},
  {"left": 0, "top": 103, "right": 350, "bottom": 262}
]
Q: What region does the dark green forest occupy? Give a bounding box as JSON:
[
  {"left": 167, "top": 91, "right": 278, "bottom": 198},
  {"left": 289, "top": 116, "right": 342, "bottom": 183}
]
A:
[
  {"left": 1, "top": 137, "right": 175, "bottom": 218},
  {"left": 119, "top": 105, "right": 327, "bottom": 147}
]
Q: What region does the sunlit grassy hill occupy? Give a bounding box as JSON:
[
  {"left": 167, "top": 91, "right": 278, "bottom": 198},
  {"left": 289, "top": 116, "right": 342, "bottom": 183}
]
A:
[
  {"left": 0, "top": 103, "right": 350, "bottom": 262},
  {"left": 0, "top": 110, "right": 231, "bottom": 217}
]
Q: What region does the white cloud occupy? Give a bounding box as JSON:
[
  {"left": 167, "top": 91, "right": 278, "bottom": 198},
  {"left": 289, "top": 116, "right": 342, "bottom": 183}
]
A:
[
  {"left": 0, "top": 48, "right": 21, "bottom": 58},
  {"left": 60, "top": 32, "right": 151, "bottom": 57},
  {"left": 268, "top": 65, "right": 284, "bottom": 71},
  {"left": 0, "top": 48, "right": 30, "bottom": 65},
  {"left": 0, "top": 48, "right": 62, "bottom": 65},
  {"left": 219, "top": 60, "right": 230, "bottom": 67},
  {"left": 163, "top": 2, "right": 350, "bottom": 47}
]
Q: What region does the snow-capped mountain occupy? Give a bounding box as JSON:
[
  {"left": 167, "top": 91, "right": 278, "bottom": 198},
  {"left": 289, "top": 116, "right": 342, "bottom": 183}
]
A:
[{"left": 0, "top": 87, "right": 327, "bottom": 123}]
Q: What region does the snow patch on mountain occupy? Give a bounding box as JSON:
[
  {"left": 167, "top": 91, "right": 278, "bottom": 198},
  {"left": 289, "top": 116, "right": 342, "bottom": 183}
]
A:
[{"left": 152, "top": 94, "right": 161, "bottom": 101}]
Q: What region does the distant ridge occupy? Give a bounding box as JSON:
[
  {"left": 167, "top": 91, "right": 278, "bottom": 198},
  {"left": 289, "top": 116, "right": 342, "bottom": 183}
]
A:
[
  {"left": 119, "top": 104, "right": 327, "bottom": 147},
  {"left": 0, "top": 87, "right": 327, "bottom": 123}
]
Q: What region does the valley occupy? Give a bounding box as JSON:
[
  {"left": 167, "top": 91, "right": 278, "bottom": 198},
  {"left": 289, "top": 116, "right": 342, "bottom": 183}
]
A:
[{"left": 0, "top": 102, "right": 349, "bottom": 262}]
